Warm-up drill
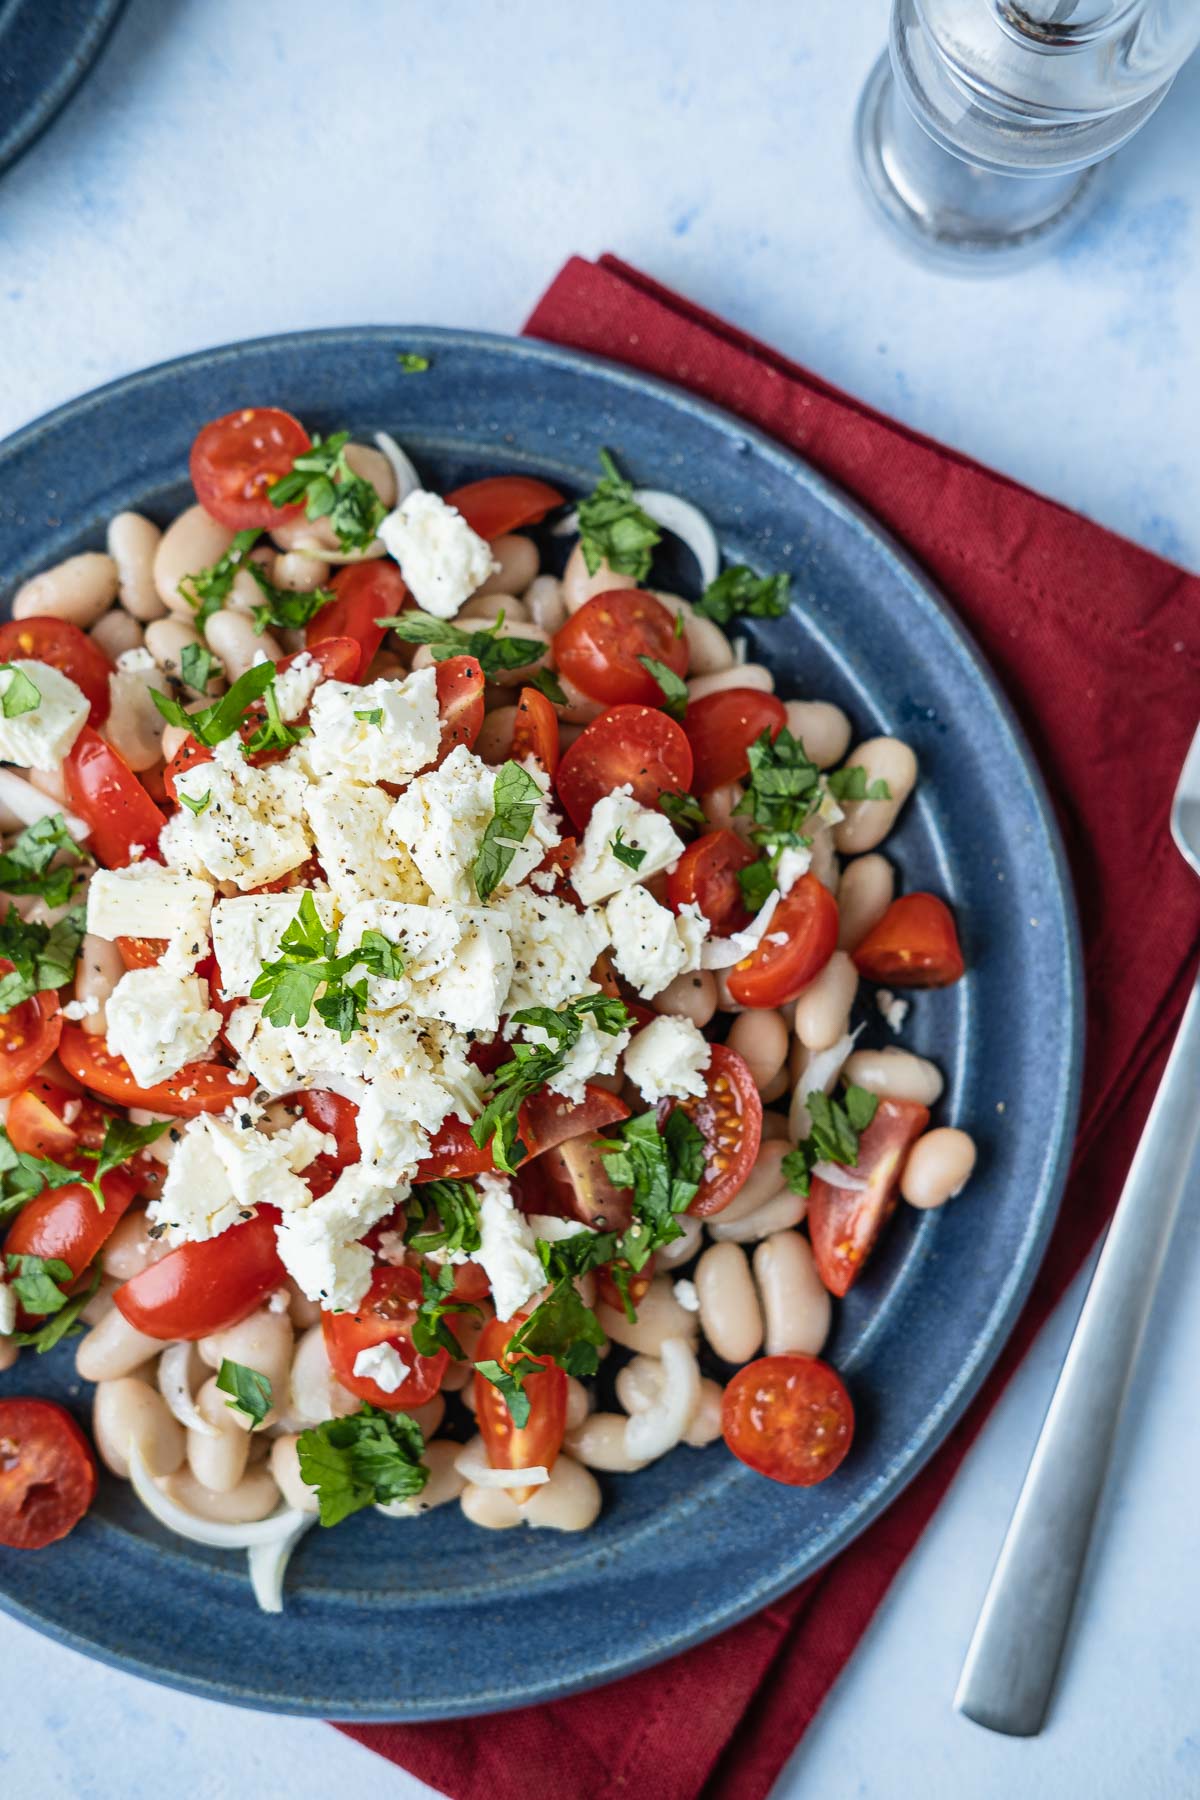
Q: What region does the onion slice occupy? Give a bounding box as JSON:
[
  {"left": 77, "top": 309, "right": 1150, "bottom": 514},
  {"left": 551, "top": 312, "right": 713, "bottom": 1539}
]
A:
[
  {"left": 373, "top": 432, "right": 421, "bottom": 506},
  {"left": 454, "top": 1439, "right": 549, "bottom": 1490},
  {"left": 702, "top": 889, "right": 782, "bottom": 970},
  {"left": 0, "top": 768, "right": 90, "bottom": 840},
  {"left": 789, "top": 1027, "right": 863, "bottom": 1140},
  {"left": 157, "top": 1341, "right": 219, "bottom": 1438},
  {"left": 127, "top": 1445, "right": 308, "bottom": 1549},
  {"left": 809, "top": 1161, "right": 868, "bottom": 1192},
  {"left": 634, "top": 490, "right": 719, "bottom": 590},
  {"left": 623, "top": 1337, "right": 700, "bottom": 1464},
  {"left": 247, "top": 1517, "right": 315, "bottom": 1614}
]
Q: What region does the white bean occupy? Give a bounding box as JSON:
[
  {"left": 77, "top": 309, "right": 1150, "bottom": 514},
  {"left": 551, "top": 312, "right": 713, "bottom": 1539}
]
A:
[
  {"left": 901, "top": 1128, "right": 977, "bottom": 1208},
  {"left": 793, "top": 951, "right": 858, "bottom": 1051},
  {"left": 554, "top": 671, "right": 604, "bottom": 725},
  {"left": 287, "top": 1322, "right": 358, "bottom": 1424},
  {"left": 653, "top": 593, "right": 735, "bottom": 676},
  {"left": 104, "top": 667, "right": 170, "bottom": 772},
  {"left": 198, "top": 1309, "right": 293, "bottom": 1406},
  {"left": 808, "top": 827, "right": 840, "bottom": 896},
  {"left": 701, "top": 783, "right": 748, "bottom": 835},
  {"left": 154, "top": 506, "right": 235, "bottom": 614},
  {"left": 652, "top": 968, "right": 718, "bottom": 1029},
  {"left": 473, "top": 705, "right": 518, "bottom": 764},
  {"left": 93, "top": 1377, "right": 186, "bottom": 1479},
  {"left": 270, "top": 1434, "right": 320, "bottom": 1515},
  {"left": 784, "top": 700, "right": 851, "bottom": 769},
  {"left": 833, "top": 738, "right": 918, "bottom": 854},
  {"left": 726, "top": 1010, "right": 789, "bottom": 1092},
  {"left": 107, "top": 512, "right": 166, "bottom": 620},
  {"left": 656, "top": 1213, "right": 703, "bottom": 1269},
  {"left": 753, "top": 1232, "right": 831, "bottom": 1355},
  {"left": 566, "top": 1412, "right": 649, "bottom": 1473},
  {"left": 521, "top": 1454, "right": 602, "bottom": 1531},
  {"left": 80, "top": 1282, "right": 116, "bottom": 1326},
  {"left": 345, "top": 441, "right": 397, "bottom": 508},
  {"left": 459, "top": 1481, "right": 523, "bottom": 1530},
  {"left": 694, "top": 1243, "right": 764, "bottom": 1364},
  {"left": 158, "top": 1464, "right": 281, "bottom": 1524},
  {"left": 564, "top": 1376, "right": 592, "bottom": 1431},
  {"left": 473, "top": 534, "right": 539, "bottom": 599},
  {"left": 186, "top": 1415, "right": 251, "bottom": 1493},
  {"left": 561, "top": 543, "right": 637, "bottom": 612},
  {"left": 90, "top": 608, "right": 145, "bottom": 659},
  {"left": 687, "top": 664, "right": 774, "bottom": 702},
  {"left": 76, "top": 1308, "right": 164, "bottom": 1381},
  {"left": 843, "top": 1047, "right": 944, "bottom": 1106},
  {"left": 378, "top": 1439, "right": 468, "bottom": 1517},
  {"left": 13, "top": 552, "right": 118, "bottom": 627},
  {"left": 837, "top": 854, "right": 895, "bottom": 951},
  {"left": 524, "top": 574, "right": 566, "bottom": 633},
  {"left": 144, "top": 615, "right": 202, "bottom": 678},
  {"left": 707, "top": 1189, "right": 807, "bottom": 1244},
  {"left": 205, "top": 609, "right": 283, "bottom": 680},
  {"left": 715, "top": 1141, "right": 792, "bottom": 1223},
  {"left": 456, "top": 592, "right": 530, "bottom": 625},
  {"left": 272, "top": 550, "right": 331, "bottom": 593},
  {"left": 101, "top": 1210, "right": 160, "bottom": 1280},
  {"left": 284, "top": 1279, "right": 323, "bottom": 1330},
  {"left": 596, "top": 1275, "right": 699, "bottom": 1355},
  {"left": 75, "top": 933, "right": 124, "bottom": 1035},
  {"left": 761, "top": 1110, "right": 792, "bottom": 1142}
]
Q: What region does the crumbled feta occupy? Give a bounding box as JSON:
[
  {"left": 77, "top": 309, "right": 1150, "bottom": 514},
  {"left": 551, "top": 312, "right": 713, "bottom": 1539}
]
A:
[
  {"left": 378, "top": 490, "right": 496, "bottom": 618},
  {"left": 104, "top": 956, "right": 220, "bottom": 1087},
  {"left": 303, "top": 667, "right": 441, "bottom": 785},
  {"left": 148, "top": 1114, "right": 331, "bottom": 1244},
  {"left": 672, "top": 1278, "right": 700, "bottom": 1313},
  {"left": 304, "top": 779, "right": 429, "bottom": 911},
  {"left": 876, "top": 988, "right": 910, "bottom": 1034},
  {"left": 605, "top": 886, "right": 707, "bottom": 998},
  {"left": 774, "top": 844, "right": 813, "bottom": 895},
  {"left": 623, "top": 1015, "right": 712, "bottom": 1103},
  {"left": 388, "top": 744, "right": 560, "bottom": 905},
  {"left": 274, "top": 1164, "right": 402, "bottom": 1310},
  {"left": 61, "top": 995, "right": 100, "bottom": 1021},
  {"left": 210, "top": 888, "right": 333, "bottom": 999},
  {"left": 521, "top": 1010, "right": 630, "bottom": 1103},
  {"left": 525, "top": 1214, "right": 595, "bottom": 1244},
  {"left": 337, "top": 899, "right": 513, "bottom": 1032},
  {"left": 569, "top": 784, "right": 683, "bottom": 906},
  {"left": 501, "top": 887, "right": 608, "bottom": 1013},
  {"left": 86, "top": 864, "right": 214, "bottom": 958},
  {"left": 268, "top": 651, "right": 323, "bottom": 722},
  {"left": 475, "top": 1173, "right": 545, "bottom": 1321},
  {"left": 352, "top": 1342, "right": 412, "bottom": 1393},
  {"left": 115, "top": 646, "right": 157, "bottom": 675},
  {"left": 159, "top": 735, "right": 311, "bottom": 891},
  {"left": 0, "top": 660, "right": 89, "bottom": 770}
]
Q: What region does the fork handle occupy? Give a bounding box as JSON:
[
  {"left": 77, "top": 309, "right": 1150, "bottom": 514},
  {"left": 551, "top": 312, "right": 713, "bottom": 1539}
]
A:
[{"left": 955, "top": 966, "right": 1200, "bottom": 1737}]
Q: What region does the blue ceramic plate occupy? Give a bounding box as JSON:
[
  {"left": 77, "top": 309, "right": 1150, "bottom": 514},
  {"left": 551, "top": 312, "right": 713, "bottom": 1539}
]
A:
[
  {"left": 0, "top": 328, "right": 1082, "bottom": 1718},
  {"left": 0, "top": 0, "right": 126, "bottom": 178}
]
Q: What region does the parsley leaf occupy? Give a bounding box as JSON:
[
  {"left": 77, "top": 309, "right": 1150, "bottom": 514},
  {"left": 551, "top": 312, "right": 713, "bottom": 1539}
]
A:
[
  {"left": 736, "top": 856, "right": 778, "bottom": 914},
  {"left": 0, "top": 665, "right": 41, "bottom": 718},
  {"left": 296, "top": 1404, "right": 429, "bottom": 1527},
  {"left": 695, "top": 566, "right": 790, "bottom": 625},
  {"left": 411, "top": 1263, "right": 480, "bottom": 1359},
  {"left": 75, "top": 1115, "right": 170, "bottom": 1210},
  {"left": 825, "top": 766, "right": 892, "bottom": 803},
  {"left": 179, "top": 642, "right": 222, "bottom": 694},
  {"left": 11, "top": 1264, "right": 100, "bottom": 1352},
  {"left": 782, "top": 1083, "right": 880, "bottom": 1196},
  {"left": 610, "top": 828, "right": 645, "bottom": 871},
  {"left": 379, "top": 608, "right": 548, "bottom": 681},
  {"left": 576, "top": 450, "right": 660, "bottom": 581},
  {"left": 473, "top": 1357, "right": 537, "bottom": 1428},
  {"left": 179, "top": 790, "right": 211, "bottom": 816},
  {"left": 527, "top": 667, "right": 568, "bottom": 706},
  {"left": 736, "top": 727, "right": 823, "bottom": 836},
  {"left": 5, "top": 1251, "right": 74, "bottom": 1316},
  {"left": 216, "top": 1358, "right": 273, "bottom": 1427},
  {"left": 397, "top": 351, "right": 430, "bottom": 373},
  {"left": 471, "top": 995, "right": 633, "bottom": 1173},
  {"left": 602, "top": 1109, "right": 705, "bottom": 1262},
  {"left": 658, "top": 789, "right": 708, "bottom": 833},
  {"left": 151, "top": 660, "right": 276, "bottom": 745},
  {"left": 0, "top": 1128, "right": 78, "bottom": 1226},
  {"left": 638, "top": 655, "right": 688, "bottom": 720},
  {"left": 473, "top": 759, "right": 543, "bottom": 901},
  {"left": 0, "top": 813, "right": 85, "bottom": 908},
  {"left": 267, "top": 432, "right": 387, "bottom": 553},
  {"left": 0, "top": 904, "right": 86, "bottom": 1011},
  {"left": 250, "top": 891, "right": 405, "bottom": 1040},
  {"left": 405, "top": 1179, "right": 481, "bottom": 1256},
  {"left": 243, "top": 679, "right": 307, "bottom": 756},
  {"left": 355, "top": 707, "right": 383, "bottom": 726},
  {"left": 243, "top": 563, "right": 335, "bottom": 635},
  {"left": 475, "top": 1230, "right": 615, "bottom": 1419},
  {"left": 178, "top": 528, "right": 261, "bottom": 627}
]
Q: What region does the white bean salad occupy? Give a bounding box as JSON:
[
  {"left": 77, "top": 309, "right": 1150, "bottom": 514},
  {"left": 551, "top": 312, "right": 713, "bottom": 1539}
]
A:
[{"left": 0, "top": 406, "right": 973, "bottom": 1605}]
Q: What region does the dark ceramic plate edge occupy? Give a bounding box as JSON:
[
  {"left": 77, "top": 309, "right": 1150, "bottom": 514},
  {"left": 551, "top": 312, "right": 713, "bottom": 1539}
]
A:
[{"left": 0, "top": 0, "right": 127, "bottom": 178}]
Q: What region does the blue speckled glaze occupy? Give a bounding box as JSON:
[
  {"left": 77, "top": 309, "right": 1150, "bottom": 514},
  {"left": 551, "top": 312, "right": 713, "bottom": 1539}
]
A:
[
  {"left": 0, "top": 0, "right": 126, "bottom": 178},
  {"left": 0, "top": 327, "right": 1082, "bottom": 1721}
]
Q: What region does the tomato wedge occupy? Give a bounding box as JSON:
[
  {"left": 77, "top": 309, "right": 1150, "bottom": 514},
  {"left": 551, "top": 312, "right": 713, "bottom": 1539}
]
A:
[
  {"left": 555, "top": 704, "right": 693, "bottom": 832},
  {"left": 64, "top": 727, "right": 165, "bottom": 868},
  {"left": 430, "top": 655, "right": 485, "bottom": 763},
  {"left": 310, "top": 560, "right": 409, "bottom": 678},
  {"left": 4, "top": 1171, "right": 139, "bottom": 1303},
  {"left": 323, "top": 1265, "right": 448, "bottom": 1411},
  {"left": 725, "top": 873, "right": 839, "bottom": 1009},
  {"left": 535, "top": 1133, "right": 633, "bottom": 1232},
  {"left": 722, "top": 1355, "right": 854, "bottom": 1487},
  {"left": 806, "top": 1098, "right": 930, "bottom": 1296},
  {"left": 667, "top": 830, "right": 757, "bottom": 935},
  {"left": 0, "top": 972, "right": 62, "bottom": 1099},
  {"left": 676, "top": 1043, "right": 762, "bottom": 1217},
  {"left": 6, "top": 1077, "right": 107, "bottom": 1164},
  {"left": 0, "top": 618, "right": 114, "bottom": 727},
  {"left": 474, "top": 1314, "right": 567, "bottom": 1502},
  {"left": 553, "top": 591, "right": 687, "bottom": 706},
  {"left": 190, "top": 407, "right": 310, "bottom": 530},
  {"left": 0, "top": 1399, "right": 97, "bottom": 1549},
  {"left": 511, "top": 685, "right": 560, "bottom": 775},
  {"left": 852, "top": 893, "right": 965, "bottom": 989},
  {"left": 288, "top": 1089, "right": 360, "bottom": 1199},
  {"left": 683, "top": 689, "right": 786, "bottom": 794},
  {"left": 443, "top": 476, "right": 564, "bottom": 540},
  {"left": 414, "top": 1084, "right": 631, "bottom": 1182},
  {"left": 114, "top": 1207, "right": 285, "bottom": 1340},
  {"left": 57, "top": 1021, "right": 254, "bottom": 1117}
]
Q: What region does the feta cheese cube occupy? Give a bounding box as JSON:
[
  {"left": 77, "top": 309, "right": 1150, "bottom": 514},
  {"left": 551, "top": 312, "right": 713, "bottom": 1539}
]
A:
[
  {"left": 149, "top": 1113, "right": 332, "bottom": 1244},
  {"left": 303, "top": 666, "right": 441, "bottom": 785},
  {"left": 304, "top": 779, "right": 429, "bottom": 911},
  {"left": 378, "top": 490, "right": 496, "bottom": 619},
  {"left": 500, "top": 887, "right": 609, "bottom": 1016},
  {"left": 605, "top": 886, "right": 707, "bottom": 998},
  {"left": 86, "top": 865, "right": 214, "bottom": 958},
  {"left": 268, "top": 651, "right": 323, "bottom": 722},
  {"left": 352, "top": 1342, "right": 412, "bottom": 1393},
  {"left": 159, "top": 736, "right": 312, "bottom": 891},
  {"left": 210, "top": 888, "right": 333, "bottom": 999},
  {"left": 570, "top": 784, "right": 683, "bottom": 906},
  {"left": 274, "top": 1164, "right": 402, "bottom": 1310},
  {"left": 623, "top": 1015, "right": 711, "bottom": 1104},
  {"left": 0, "top": 660, "right": 88, "bottom": 770},
  {"left": 338, "top": 899, "right": 513, "bottom": 1033},
  {"left": 104, "top": 956, "right": 220, "bottom": 1087},
  {"left": 388, "top": 744, "right": 560, "bottom": 905},
  {"left": 475, "top": 1173, "right": 545, "bottom": 1321}
]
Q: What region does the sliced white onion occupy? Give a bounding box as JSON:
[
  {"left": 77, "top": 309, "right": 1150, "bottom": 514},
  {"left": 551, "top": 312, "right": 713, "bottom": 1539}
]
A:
[
  {"left": 373, "top": 432, "right": 422, "bottom": 505},
  {"left": 0, "top": 768, "right": 90, "bottom": 840},
  {"left": 287, "top": 540, "right": 386, "bottom": 567},
  {"left": 525, "top": 1214, "right": 594, "bottom": 1243},
  {"left": 157, "top": 1341, "right": 219, "bottom": 1438},
  {"left": 247, "top": 1516, "right": 315, "bottom": 1614},
  {"left": 702, "top": 889, "right": 782, "bottom": 970},
  {"left": 789, "top": 1027, "right": 863, "bottom": 1140},
  {"left": 127, "top": 1445, "right": 308, "bottom": 1549},
  {"left": 453, "top": 1439, "right": 549, "bottom": 1490},
  {"left": 634, "top": 490, "right": 719, "bottom": 590},
  {"left": 810, "top": 1161, "right": 868, "bottom": 1192},
  {"left": 549, "top": 509, "right": 579, "bottom": 538},
  {"left": 624, "top": 1337, "right": 700, "bottom": 1464}
]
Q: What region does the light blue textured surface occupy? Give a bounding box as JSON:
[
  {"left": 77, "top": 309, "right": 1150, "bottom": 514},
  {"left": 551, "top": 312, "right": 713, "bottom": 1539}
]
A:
[{"left": 0, "top": 0, "right": 1196, "bottom": 1794}]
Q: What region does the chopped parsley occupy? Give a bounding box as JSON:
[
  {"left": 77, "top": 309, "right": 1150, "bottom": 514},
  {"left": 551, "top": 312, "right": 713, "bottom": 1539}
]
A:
[
  {"left": 404, "top": 1179, "right": 481, "bottom": 1257},
  {"left": 379, "top": 607, "right": 548, "bottom": 681},
  {"left": 470, "top": 994, "right": 633, "bottom": 1173},
  {"left": 151, "top": 660, "right": 276, "bottom": 746},
  {"left": 267, "top": 431, "right": 387, "bottom": 553},
  {"left": 0, "top": 905, "right": 86, "bottom": 1012},
  {"left": 527, "top": 667, "right": 568, "bottom": 706},
  {"left": 243, "top": 680, "right": 308, "bottom": 757},
  {"left": 244, "top": 565, "right": 335, "bottom": 635},
  {"left": 826, "top": 765, "right": 891, "bottom": 803},
  {"left": 576, "top": 450, "right": 660, "bottom": 581},
  {"left": 216, "top": 1358, "right": 273, "bottom": 1427},
  {"left": 179, "top": 641, "right": 222, "bottom": 694},
  {"left": 0, "top": 665, "right": 41, "bottom": 718},
  {"left": 179, "top": 790, "right": 211, "bottom": 816},
  {"left": 473, "top": 759, "right": 544, "bottom": 901},
  {"left": 695, "top": 566, "right": 790, "bottom": 626},
  {"left": 0, "top": 1128, "right": 77, "bottom": 1226},
  {"left": 610, "top": 828, "right": 645, "bottom": 872},
  {"left": 5, "top": 1251, "right": 73, "bottom": 1317},
  {"left": 658, "top": 788, "right": 708, "bottom": 834},
  {"left": 296, "top": 1404, "right": 428, "bottom": 1527},
  {"left": 731, "top": 727, "right": 831, "bottom": 910},
  {"left": 397, "top": 351, "right": 430, "bottom": 373},
  {"left": 600, "top": 1108, "right": 705, "bottom": 1311},
  {"left": 782, "top": 1084, "right": 880, "bottom": 1196},
  {"left": 10, "top": 1264, "right": 101, "bottom": 1352},
  {"left": 249, "top": 890, "right": 406, "bottom": 1040},
  {"left": 411, "top": 1264, "right": 480, "bottom": 1359},
  {"left": 74, "top": 1116, "right": 170, "bottom": 1210},
  {"left": 0, "top": 813, "right": 85, "bottom": 909},
  {"left": 178, "top": 528, "right": 261, "bottom": 627},
  {"left": 638, "top": 655, "right": 688, "bottom": 720},
  {"left": 475, "top": 1232, "right": 610, "bottom": 1422},
  {"left": 354, "top": 707, "right": 383, "bottom": 727}
]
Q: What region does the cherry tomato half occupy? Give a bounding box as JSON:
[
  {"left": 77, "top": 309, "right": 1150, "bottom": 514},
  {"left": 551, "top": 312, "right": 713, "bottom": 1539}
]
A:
[
  {"left": 323, "top": 1265, "right": 448, "bottom": 1411},
  {"left": 310, "top": 560, "right": 409, "bottom": 679},
  {"left": 474, "top": 1314, "right": 567, "bottom": 1502},
  {"left": 443, "top": 476, "right": 564, "bottom": 540},
  {"left": 553, "top": 591, "right": 687, "bottom": 707},
  {"left": 0, "top": 1399, "right": 97, "bottom": 1549},
  {"left": 683, "top": 689, "right": 786, "bottom": 795},
  {"left": 0, "top": 618, "right": 114, "bottom": 727},
  {"left": 64, "top": 727, "right": 165, "bottom": 868},
  {"left": 667, "top": 830, "right": 757, "bottom": 936},
  {"left": 555, "top": 704, "right": 693, "bottom": 832},
  {"left": 722, "top": 1355, "right": 854, "bottom": 1487},
  {"left": 511, "top": 685, "right": 560, "bottom": 775},
  {"left": 189, "top": 407, "right": 310, "bottom": 530},
  {"left": 430, "top": 655, "right": 485, "bottom": 763},
  {"left": 0, "top": 970, "right": 62, "bottom": 1099},
  {"left": 852, "top": 893, "right": 965, "bottom": 989},
  {"left": 288, "top": 1089, "right": 360, "bottom": 1199},
  {"left": 114, "top": 1207, "right": 285, "bottom": 1340},
  {"left": 6, "top": 1077, "right": 107, "bottom": 1164},
  {"left": 414, "top": 1084, "right": 631, "bottom": 1182},
  {"left": 725, "top": 873, "right": 839, "bottom": 1009},
  {"left": 679, "top": 1043, "right": 763, "bottom": 1218},
  {"left": 57, "top": 1021, "right": 253, "bottom": 1117},
  {"left": 4, "top": 1171, "right": 139, "bottom": 1304},
  {"left": 806, "top": 1097, "right": 930, "bottom": 1296}
]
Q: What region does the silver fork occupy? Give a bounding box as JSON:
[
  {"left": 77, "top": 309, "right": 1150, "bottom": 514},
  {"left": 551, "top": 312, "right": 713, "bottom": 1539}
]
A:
[{"left": 955, "top": 719, "right": 1200, "bottom": 1737}]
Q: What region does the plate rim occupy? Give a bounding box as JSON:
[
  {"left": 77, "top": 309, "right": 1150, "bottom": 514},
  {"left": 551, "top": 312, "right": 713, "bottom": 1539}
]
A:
[
  {"left": 0, "top": 323, "right": 1084, "bottom": 1717},
  {"left": 0, "top": 0, "right": 128, "bottom": 179}
]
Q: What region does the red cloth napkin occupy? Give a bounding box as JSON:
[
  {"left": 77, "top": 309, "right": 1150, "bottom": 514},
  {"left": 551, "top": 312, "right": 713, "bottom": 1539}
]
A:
[{"left": 340, "top": 257, "right": 1200, "bottom": 1800}]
